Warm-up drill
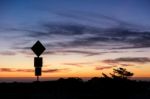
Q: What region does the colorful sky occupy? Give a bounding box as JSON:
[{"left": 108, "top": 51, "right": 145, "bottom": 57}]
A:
[{"left": 0, "top": 0, "right": 150, "bottom": 79}]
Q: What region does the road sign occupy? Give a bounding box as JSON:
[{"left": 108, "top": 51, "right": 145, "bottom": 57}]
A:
[
  {"left": 35, "top": 68, "right": 41, "bottom": 76},
  {"left": 31, "top": 41, "right": 46, "bottom": 57},
  {"left": 34, "top": 57, "right": 43, "bottom": 68},
  {"left": 31, "top": 40, "right": 46, "bottom": 81}
]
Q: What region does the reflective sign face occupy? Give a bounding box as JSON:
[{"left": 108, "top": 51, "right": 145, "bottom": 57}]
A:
[
  {"left": 31, "top": 41, "right": 46, "bottom": 57},
  {"left": 35, "top": 68, "right": 41, "bottom": 76}
]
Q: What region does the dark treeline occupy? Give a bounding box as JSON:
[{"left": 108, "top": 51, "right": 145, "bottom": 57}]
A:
[{"left": 0, "top": 77, "right": 150, "bottom": 99}]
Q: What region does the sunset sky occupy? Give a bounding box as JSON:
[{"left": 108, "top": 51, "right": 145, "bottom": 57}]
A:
[{"left": 0, "top": 0, "right": 150, "bottom": 80}]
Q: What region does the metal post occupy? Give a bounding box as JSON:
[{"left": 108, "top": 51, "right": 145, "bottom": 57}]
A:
[{"left": 37, "top": 76, "right": 39, "bottom": 82}]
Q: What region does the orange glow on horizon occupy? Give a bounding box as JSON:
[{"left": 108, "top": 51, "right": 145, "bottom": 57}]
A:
[{"left": 0, "top": 51, "right": 150, "bottom": 78}]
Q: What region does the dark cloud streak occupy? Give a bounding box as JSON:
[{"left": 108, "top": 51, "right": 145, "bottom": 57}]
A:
[
  {"left": 8, "top": 11, "right": 150, "bottom": 57},
  {"left": 95, "top": 66, "right": 117, "bottom": 70},
  {"left": 103, "top": 57, "right": 150, "bottom": 64},
  {"left": 0, "top": 51, "right": 16, "bottom": 56},
  {"left": 0, "top": 68, "right": 68, "bottom": 73}
]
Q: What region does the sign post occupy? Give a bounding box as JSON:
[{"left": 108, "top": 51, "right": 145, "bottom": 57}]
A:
[{"left": 31, "top": 41, "right": 46, "bottom": 81}]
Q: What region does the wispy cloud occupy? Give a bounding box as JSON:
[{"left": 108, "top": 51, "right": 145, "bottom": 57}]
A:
[
  {"left": 0, "top": 51, "right": 16, "bottom": 56},
  {"left": 63, "top": 62, "right": 92, "bottom": 67},
  {"left": 0, "top": 68, "right": 14, "bottom": 72},
  {"left": 103, "top": 57, "right": 150, "bottom": 64},
  {"left": 14, "top": 23, "right": 150, "bottom": 50},
  {"left": 95, "top": 65, "right": 117, "bottom": 70},
  {"left": 95, "top": 63, "right": 134, "bottom": 71},
  {"left": 53, "top": 50, "right": 101, "bottom": 56},
  {"left": 19, "top": 49, "right": 102, "bottom": 56},
  {"left": 0, "top": 68, "right": 68, "bottom": 73},
  {"left": 43, "top": 68, "right": 68, "bottom": 73},
  {"left": 5, "top": 11, "right": 150, "bottom": 57}
]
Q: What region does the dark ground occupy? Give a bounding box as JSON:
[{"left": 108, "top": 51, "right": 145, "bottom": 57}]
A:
[{"left": 0, "top": 77, "right": 150, "bottom": 99}]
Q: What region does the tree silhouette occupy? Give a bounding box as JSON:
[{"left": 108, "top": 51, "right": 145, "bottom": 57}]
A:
[
  {"left": 110, "top": 67, "right": 134, "bottom": 79},
  {"left": 102, "top": 67, "right": 134, "bottom": 79}
]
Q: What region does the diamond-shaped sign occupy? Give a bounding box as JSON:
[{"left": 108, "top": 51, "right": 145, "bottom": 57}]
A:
[{"left": 31, "top": 41, "right": 46, "bottom": 57}]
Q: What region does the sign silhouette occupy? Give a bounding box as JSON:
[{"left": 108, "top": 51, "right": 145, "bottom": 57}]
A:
[
  {"left": 34, "top": 57, "right": 42, "bottom": 76},
  {"left": 34, "top": 57, "right": 42, "bottom": 68},
  {"left": 31, "top": 41, "right": 45, "bottom": 57},
  {"left": 31, "top": 41, "right": 46, "bottom": 81}
]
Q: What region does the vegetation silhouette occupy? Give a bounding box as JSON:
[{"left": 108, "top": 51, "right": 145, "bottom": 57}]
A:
[
  {"left": 102, "top": 67, "right": 134, "bottom": 79},
  {"left": 0, "top": 67, "right": 150, "bottom": 99}
]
